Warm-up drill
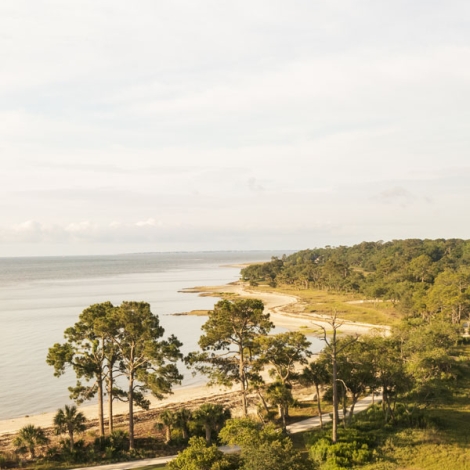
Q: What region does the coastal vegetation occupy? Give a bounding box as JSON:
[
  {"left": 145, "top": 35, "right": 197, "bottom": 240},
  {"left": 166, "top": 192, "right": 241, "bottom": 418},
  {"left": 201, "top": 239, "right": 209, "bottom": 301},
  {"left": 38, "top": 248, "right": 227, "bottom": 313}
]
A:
[
  {"left": 241, "top": 238, "right": 470, "bottom": 325},
  {"left": 46, "top": 301, "right": 183, "bottom": 451},
  {"left": 186, "top": 299, "right": 274, "bottom": 416},
  {"left": 2, "top": 239, "right": 470, "bottom": 469}
]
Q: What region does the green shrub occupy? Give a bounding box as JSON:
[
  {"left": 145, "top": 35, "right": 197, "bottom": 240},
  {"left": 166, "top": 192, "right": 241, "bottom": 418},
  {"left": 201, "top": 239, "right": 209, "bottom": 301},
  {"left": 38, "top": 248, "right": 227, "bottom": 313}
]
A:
[{"left": 310, "top": 438, "right": 373, "bottom": 468}]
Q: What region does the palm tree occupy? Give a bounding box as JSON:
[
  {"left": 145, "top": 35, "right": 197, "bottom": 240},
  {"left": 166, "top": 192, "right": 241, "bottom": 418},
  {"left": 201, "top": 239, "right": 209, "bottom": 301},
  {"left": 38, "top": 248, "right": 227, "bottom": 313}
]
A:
[
  {"left": 174, "top": 407, "right": 192, "bottom": 440},
  {"left": 155, "top": 409, "right": 177, "bottom": 443},
  {"left": 193, "top": 404, "right": 230, "bottom": 444},
  {"left": 53, "top": 405, "right": 87, "bottom": 451},
  {"left": 13, "top": 424, "right": 49, "bottom": 459},
  {"left": 266, "top": 382, "right": 294, "bottom": 432}
]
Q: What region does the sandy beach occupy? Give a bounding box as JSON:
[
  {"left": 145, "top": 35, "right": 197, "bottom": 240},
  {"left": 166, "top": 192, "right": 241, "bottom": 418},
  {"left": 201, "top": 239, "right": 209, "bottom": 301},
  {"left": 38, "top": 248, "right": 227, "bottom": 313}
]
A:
[{"left": 0, "top": 281, "right": 385, "bottom": 437}]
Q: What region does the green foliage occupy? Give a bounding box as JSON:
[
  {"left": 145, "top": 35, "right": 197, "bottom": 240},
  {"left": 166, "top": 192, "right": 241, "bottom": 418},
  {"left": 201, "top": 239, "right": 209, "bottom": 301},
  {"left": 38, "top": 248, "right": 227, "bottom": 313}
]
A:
[
  {"left": 48, "top": 300, "right": 183, "bottom": 451},
  {"left": 156, "top": 410, "right": 178, "bottom": 443},
  {"left": 46, "top": 301, "right": 118, "bottom": 436},
  {"left": 265, "top": 381, "right": 294, "bottom": 430},
  {"left": 241, "top": 239, "right": 470, "bottom": 323},
  {"left": 93, "top": 430, "right": 129, "bottom": 459},
  {"left": 13, "top": 424, "right": 49, "bottom": 459},
  {"left": 193, "top": 404, "right": 231, "bottom": 444},
  {"left": 187, "top": 299, "right": 272, "bottom": 415},
  {"left": 174, "top": 408, "right": 193, "bottom": 441},
  {"left": 53, "top": 404, "right": 87, "bottom": 451},
  {"left": 310, "top": 438, "right": 373, "bottom": 468},
  {"left": 168, "top": 436, "right": 236, "bottom": 470},
  {"left": 254, "top": 331, "right": 312, "bottom": 384},
  {"left": 219, "top": 418, "right": 309, "bottom": 470},
  {"left": 104, "top": 301, "right": 183, "bottom": 449},
  {"left": 240, "top": 437, "right": 309, "bottom": 470}
]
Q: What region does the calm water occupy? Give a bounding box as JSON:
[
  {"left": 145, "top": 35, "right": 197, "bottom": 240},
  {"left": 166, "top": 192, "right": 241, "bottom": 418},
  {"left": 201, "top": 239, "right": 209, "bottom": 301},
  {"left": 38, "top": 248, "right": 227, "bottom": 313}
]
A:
[{"left": 0, "top": 251, "right": 301, "bottom": 420}]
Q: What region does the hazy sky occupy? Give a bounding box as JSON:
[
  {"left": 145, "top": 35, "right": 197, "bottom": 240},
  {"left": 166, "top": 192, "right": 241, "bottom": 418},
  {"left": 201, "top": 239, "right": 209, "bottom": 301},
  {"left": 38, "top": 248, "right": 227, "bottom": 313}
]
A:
[{"left": 1, "top": 1, "right": 470, "bottom": 257}]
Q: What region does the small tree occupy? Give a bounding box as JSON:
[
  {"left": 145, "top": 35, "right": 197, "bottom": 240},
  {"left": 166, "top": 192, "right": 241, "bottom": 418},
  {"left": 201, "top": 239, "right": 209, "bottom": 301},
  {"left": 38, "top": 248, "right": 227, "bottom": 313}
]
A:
[
  {"left": 194, "top": 404, "right": 231, "bottom": 444},
  {"left": 168, "top": 436, "right": 235, "bottom": 470},
  {"left": 335, "top": 337, "right": 378, "bottom": 424},
  {"left": 219, "top": 418, "right": 309, "bottom": 470},
  {"left": 255, "top": 331, "right": 311, "bottom": 419},
  {"left": 13, "top": 425, "right": 49, "bottom": 460},
  {"left": 265, "top": 382, "right": 293, "bottom": 432},
  {"left": 53, "top": 404, "right": 87, "bottom": 451},
  {"left": 255, "top": 331, "right": 312, "bottom": 385},
  {"left": 155, "top": 409, "right": 177, "bottom": 444},
  {"left": 175, "top": 408, "right": 193, "bottom": 440}
]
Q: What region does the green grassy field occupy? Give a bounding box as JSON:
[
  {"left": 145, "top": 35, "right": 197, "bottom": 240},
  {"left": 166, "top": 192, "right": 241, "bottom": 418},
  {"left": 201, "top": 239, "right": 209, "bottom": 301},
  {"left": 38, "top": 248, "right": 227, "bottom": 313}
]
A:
[{"left": 250, "top": 284, "right": 403, "bottom": 326}]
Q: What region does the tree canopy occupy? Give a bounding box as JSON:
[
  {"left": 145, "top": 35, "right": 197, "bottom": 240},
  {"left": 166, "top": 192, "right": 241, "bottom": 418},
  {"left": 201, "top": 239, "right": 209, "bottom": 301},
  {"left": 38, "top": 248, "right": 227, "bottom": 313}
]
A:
[
  {"left": 187, "top": 299, "right": 273, "bottom": 416},
  {"left": 241, "top": 239, "right": 470, "bottom": 323}
]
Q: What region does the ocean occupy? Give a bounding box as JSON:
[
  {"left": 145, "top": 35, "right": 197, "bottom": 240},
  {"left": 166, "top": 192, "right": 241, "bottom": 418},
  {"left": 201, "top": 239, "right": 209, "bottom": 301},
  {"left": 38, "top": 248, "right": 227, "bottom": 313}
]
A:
[{"left": 0, "top": 251, "right": 298, "bottom": 420}]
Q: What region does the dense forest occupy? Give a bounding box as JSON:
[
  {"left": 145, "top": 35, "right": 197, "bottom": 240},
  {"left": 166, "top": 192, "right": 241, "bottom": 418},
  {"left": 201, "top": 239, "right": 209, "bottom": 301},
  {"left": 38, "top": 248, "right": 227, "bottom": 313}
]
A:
[{"left": 241, "top": 239, "right": 470, "bottom": 324}]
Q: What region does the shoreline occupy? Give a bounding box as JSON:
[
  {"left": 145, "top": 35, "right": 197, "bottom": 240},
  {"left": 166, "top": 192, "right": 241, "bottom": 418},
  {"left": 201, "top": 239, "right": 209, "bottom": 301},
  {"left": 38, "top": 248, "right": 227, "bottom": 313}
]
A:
[{"left": 0, "top": 280, "right": 385, "bottom": 437}]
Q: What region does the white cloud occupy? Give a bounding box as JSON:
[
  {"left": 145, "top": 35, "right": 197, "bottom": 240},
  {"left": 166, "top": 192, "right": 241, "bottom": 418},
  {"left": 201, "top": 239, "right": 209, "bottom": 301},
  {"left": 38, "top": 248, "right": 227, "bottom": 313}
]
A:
[{"left": 135, "top": 218, "right": 161, "bottom": 227}]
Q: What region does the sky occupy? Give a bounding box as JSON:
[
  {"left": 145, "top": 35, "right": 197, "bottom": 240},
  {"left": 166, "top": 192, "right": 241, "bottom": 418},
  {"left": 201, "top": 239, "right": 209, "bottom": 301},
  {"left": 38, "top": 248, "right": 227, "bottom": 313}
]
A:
[{"left": 1, "top": 1, "right": 470, "bottom": 257}]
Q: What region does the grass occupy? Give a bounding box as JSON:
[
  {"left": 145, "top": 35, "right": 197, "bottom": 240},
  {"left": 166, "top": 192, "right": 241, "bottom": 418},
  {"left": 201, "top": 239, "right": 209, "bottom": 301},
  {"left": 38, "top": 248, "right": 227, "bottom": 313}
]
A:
[{"left": 249, "top": 284, "right": 403, "bottom": 326}]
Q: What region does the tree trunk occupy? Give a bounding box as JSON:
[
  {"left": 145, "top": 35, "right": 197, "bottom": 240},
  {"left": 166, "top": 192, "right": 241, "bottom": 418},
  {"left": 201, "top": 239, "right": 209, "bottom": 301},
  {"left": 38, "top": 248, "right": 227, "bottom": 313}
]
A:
[
  {"left": 128, "top": 374, "right": 135, "bottom": 451},
  {"left": 205, "top": 425, "right": 211, "bottom": 444},
  {"left": 348, "top": 396, "right": 358, "bottom": 425},
  {"left": 257, "top": 391, "right": 270, "bottom": 414},
  {"left": 69, "top": 430, "right": 74, "bottom": 452},
  {"left": 332, "top": 345, "right": 339, "bottom": 443},
  {"left": 280, "top": 406, "right": 287, "bottom": 432},
  {"left": 239, "top": 345, "right": 247, "bottom": 416},
  {"left": 314, "top": 384, "right": 323, "bottom": 428},
  {"left": 341, "top": 386, "right": 347, "bottom": 428},
  {"left": 108, "top": 366, "right": 114, "bottom": 434},
  {"left": 98, "top": 372, "right": 105, "bottom": 437}
]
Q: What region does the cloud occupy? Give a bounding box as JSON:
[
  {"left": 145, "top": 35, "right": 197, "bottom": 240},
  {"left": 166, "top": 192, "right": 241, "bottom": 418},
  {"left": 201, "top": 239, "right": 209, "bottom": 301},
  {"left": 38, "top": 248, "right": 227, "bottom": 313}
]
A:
[
  {"left": 135, "top": 218, "right": 161, "bottom": 227},
  {"left": 376, "top": 187, "right": 416, "bottom": 207},
  {"left": 0, "top": 217, "right": 335, "bottom": 248}
]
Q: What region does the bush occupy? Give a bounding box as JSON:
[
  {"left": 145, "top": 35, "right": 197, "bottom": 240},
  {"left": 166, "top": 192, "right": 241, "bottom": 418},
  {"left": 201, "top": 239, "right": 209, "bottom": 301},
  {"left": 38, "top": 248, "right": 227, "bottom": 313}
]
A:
[
  {"left": 310, "top": 438, "right": 373, "bottom": 468},
  {"left": 58, "top": 438, "right": 90, "bottom": 463},
  {"left": 93, "top": 430, "right": 129, "bottom": 459}
]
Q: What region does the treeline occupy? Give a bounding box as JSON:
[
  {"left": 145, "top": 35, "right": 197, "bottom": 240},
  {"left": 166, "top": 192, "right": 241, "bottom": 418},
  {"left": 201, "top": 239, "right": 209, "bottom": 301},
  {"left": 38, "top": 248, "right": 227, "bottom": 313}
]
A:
[{"left": 241, "top": 239, "right": 470, "bottom": 323}]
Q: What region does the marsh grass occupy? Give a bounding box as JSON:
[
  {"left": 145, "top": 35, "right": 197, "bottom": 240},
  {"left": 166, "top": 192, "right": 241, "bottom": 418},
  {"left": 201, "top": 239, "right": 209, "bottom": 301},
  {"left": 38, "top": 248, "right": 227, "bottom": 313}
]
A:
[{"left": 250, "top": 284, "right": 402, "bottom": 326}]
